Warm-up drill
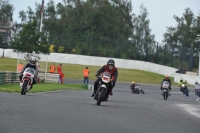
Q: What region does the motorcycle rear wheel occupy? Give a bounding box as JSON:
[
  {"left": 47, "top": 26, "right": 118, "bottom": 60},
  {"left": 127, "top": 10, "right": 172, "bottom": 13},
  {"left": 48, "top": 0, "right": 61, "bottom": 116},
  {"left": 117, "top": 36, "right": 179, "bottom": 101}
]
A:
[{"left": 140, "top": 90, "right": 145, "bottom": 94}]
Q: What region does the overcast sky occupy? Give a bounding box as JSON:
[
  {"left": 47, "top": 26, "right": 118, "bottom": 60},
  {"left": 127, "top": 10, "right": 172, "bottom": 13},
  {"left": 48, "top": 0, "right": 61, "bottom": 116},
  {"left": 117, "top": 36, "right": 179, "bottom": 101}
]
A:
[{"left": 10, "top": 0, "right": 200, "bottom": 43}]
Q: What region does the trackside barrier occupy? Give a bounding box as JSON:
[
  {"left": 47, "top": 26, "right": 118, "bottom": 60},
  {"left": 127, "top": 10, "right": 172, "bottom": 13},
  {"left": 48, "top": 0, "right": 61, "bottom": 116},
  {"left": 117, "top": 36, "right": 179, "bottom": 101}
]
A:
[
  {"left": 0, "top": 72, "right": 60, "bottom": 85},
  {"left": 88, "top": 84, "right": 94, "bottom": 91},
  {"left": 2, "top": 48, "right": 200, "bottom": 85},
  {"left": 0, "top": 72, "right": 20, "bottom": 85},
  {"left": 38, "top": 72, "right": 60, "bottom": 83}
]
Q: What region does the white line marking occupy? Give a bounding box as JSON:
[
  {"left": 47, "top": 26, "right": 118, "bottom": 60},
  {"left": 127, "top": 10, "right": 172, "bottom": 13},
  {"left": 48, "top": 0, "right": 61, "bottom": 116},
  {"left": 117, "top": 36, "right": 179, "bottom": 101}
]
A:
[
  {"left": 114, "top": 88, "right": 194, "bottom": 94},
  {"left": 36, "top": 90, "right": 62, "bottom": 94},
  {"left": 177, "top": 104, "right": 200, "bottom": 118},
  {"left": 196, "top": 98, "right": 200, "bottom": 103}
]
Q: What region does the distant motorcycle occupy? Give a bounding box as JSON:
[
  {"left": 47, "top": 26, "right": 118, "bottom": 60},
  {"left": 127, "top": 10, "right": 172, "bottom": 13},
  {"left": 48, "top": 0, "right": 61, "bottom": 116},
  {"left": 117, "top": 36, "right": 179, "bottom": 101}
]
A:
[
  {"left": 161, "top": 81, "right": 170, "bottom": 100},
  {"left": 94, "top": 72, "right": 112, "bottom": 106},
  {"left": 131, "top": 85, "right": 145, "bottom": 94},
  {"left": 20, "top": 68, "right": 36, "bottom": 95},
  {"left": 180, "top": 83, "right": 189, "bottom": 97},
  {"left": 194, "top": 84, "right": 200, "bottom": 97}
]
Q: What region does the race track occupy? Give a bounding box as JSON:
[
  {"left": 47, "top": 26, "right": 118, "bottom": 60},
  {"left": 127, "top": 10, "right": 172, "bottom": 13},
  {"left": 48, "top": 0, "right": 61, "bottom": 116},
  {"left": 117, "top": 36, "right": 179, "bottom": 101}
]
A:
[{"left": 0, "top": 79, "right": 200, "bottom": 133}]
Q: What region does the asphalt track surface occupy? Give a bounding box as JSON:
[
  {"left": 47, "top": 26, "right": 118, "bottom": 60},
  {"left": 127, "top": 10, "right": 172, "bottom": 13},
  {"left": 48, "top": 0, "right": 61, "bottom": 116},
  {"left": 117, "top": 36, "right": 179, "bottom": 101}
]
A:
[{"left": 0, "top": 79, "right": 200, "bottom": 133}]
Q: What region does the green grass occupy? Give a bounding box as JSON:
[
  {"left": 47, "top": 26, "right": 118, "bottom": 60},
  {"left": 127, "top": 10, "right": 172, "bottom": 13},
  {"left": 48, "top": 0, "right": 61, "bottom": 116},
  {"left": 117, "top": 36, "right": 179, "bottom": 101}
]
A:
[
  {"left": 0, "top": 83, "right": 88, "bottom": 93},
  {"left": 0, "top": 57, "right": 176, "bottom": 85}
]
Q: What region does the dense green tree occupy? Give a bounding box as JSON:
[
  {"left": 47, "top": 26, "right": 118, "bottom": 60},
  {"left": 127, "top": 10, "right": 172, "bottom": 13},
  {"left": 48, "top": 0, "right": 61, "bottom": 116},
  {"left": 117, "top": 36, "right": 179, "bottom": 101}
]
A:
[
  {"left": 0, "top": 0, "right": 14, "bottom": 48},
  {"left": 10, "top": 19, "right": 50, "bottom": 54},
  {"left": 163, "top": 8, "right": 200, "bottom": 70}
]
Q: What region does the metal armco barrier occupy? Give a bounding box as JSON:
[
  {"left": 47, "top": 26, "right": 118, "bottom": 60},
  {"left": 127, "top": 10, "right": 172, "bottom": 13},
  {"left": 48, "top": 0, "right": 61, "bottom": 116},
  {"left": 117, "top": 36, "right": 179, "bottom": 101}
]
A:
[
  {"left": 0, "top": 72, "right": 60, "bottom": 85},
  {"left": 0, "top": 72, "right": 20, "bottom": 84}
]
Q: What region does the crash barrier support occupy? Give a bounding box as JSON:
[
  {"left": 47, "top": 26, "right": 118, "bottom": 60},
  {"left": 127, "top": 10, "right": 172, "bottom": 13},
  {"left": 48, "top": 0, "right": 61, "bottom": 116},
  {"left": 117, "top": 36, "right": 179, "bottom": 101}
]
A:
[
  {"left": 0, "top": 72, "right": 60, "bottom": 84},
  {"left": 87, "top": 84, "right": 94, "bottom": 91},
  {"left": 0, "top": 72, "right": 20, "bottom": 85},
  {"left": 38, "top": 72, "right": 60, "bottom": 83}
]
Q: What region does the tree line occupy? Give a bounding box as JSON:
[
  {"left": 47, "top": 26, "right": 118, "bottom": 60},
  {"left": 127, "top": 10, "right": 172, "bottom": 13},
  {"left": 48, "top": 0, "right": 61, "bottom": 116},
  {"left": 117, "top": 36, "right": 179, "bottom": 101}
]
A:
[{"left": 0, "top": 0, "right": 200, "bottom": 71}]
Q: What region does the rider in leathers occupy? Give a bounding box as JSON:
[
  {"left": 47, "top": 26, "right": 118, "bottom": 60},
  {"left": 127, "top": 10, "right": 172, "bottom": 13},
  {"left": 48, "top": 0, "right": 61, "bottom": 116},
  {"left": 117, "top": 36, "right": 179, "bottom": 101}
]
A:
[
  {"left": 160, "top": 74, "right": 172, "bottom": 95},
  {"left": 19, "top": 56, "right": 38, "bottom": 89},
  {"left": 91, "top": 59, "right": 118, "bottom": 98}
]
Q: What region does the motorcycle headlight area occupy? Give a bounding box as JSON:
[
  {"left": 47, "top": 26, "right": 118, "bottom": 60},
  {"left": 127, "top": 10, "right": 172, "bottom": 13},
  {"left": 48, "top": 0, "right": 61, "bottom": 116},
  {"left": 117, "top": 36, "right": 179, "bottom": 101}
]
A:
[
  {"left": 102, "top": 76, "right": 110, "bottom": 83},
  {"left": 24, "top": 72, "right": 34, "bottom": 78},
  {"left": 163, "top": 85, "right": 168, "bottom": 88},
  {"left": 182, "top": 84, "right": 185, "bottom": 87}
]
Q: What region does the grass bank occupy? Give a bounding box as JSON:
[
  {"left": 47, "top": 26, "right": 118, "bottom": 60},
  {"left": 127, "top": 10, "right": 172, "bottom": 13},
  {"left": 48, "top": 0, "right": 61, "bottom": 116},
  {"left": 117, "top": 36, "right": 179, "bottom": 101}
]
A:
[
  {"left": 0, "top": 83, "right": 88, "bottom": 93},
  {"left": 0, "top": 57, "right": 175, "bottom": 85}
]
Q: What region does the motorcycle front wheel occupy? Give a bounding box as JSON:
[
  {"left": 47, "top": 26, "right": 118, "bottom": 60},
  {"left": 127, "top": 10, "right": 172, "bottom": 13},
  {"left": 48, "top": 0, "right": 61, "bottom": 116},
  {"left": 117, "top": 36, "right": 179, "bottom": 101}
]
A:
[
  {"left": 96, "top": 88, "right": 105, "bottom": 106},
  {"left": 21, "top": 80, "right": 28, "bottom": 95},
  {"left": 163, "top": 92, "right": 168, "bottom": 100}
]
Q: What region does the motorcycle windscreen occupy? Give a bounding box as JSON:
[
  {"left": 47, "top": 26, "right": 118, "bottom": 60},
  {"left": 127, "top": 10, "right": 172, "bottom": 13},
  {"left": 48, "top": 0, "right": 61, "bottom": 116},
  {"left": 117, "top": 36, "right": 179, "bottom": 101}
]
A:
[
  {"left": 195, "top": 84, "right": 200, "bottom": 89},
  {"left": 162, "top": 81, "right": 169, "bottom": 88},
  {"left": 24, "top": 68, "right": 36, "bottom": 75},
  {"left": 101, "top": 72, "right": 111, "bottom": 83},
  {"left": 135, "top": 86, "right": 140, "bottom": 89}
]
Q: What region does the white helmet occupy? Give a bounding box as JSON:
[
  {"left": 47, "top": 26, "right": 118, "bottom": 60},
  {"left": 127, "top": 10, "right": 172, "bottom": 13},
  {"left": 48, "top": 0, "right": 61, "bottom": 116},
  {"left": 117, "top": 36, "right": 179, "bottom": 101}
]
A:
[{"left": 29, "top": 56, "right": 37, "bottom": 66}]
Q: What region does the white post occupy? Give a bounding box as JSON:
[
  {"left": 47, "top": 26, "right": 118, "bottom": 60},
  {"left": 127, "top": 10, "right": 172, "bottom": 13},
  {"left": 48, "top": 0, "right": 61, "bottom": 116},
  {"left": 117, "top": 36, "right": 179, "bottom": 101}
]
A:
[
  {"left": 199, "top": 52, "right": 200, "bottom": 77},
  {"left": 44, "top": 55, "right": 48, "bottom": 83},
  {"left": 39, "top": 12, "right": 43, "bottom": 33},
  {"left": 17, "top": 53, "right": 19, "bottom": 72},
  {"left": 39, "top": 0, "right": 44, "bottom": 45},
  {"left": 198, "top": 35, "right": 200, "bottom": 77}
]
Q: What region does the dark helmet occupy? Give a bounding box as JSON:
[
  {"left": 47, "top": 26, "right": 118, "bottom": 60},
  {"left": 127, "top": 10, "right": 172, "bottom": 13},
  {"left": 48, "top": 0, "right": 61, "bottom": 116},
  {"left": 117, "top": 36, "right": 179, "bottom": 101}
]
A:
[
  {"left": 107, "top": 59, "right": 115, "bottom": 66},
  {"left": 180, "top": 79, "right": 183, "bottom": 82},
  {"left": 195, "top": 81, "right": 198, "bottom": 84}
]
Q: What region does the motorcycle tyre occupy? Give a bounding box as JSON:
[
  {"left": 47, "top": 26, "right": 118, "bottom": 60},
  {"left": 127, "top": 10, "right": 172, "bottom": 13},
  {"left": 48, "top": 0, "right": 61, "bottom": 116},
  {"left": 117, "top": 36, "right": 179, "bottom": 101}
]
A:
[
  {"left": 21, "top": 80, "right": 28, "bottom": 95},
  {"left": 96, "top": 88, "right": 105, "bottom": 106},
  {"left": 163, "top": 92, "right": 168, "bottom": 100}
]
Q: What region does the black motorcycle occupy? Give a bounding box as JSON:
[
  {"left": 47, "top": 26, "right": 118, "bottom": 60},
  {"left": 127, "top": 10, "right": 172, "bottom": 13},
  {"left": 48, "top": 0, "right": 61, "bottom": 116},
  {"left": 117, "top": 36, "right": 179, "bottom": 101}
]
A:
[
  {"left": 94, "top": 72, "right": 112, "bottom": 106},
  {"left": 180, "top": 83, "right": 189, "bottom": 97},
  {"left": 131, "top": 85, "right": 145, "bottom": 94},
  {"left": 161, "top": 81, "right": 170, "bottom": 100}
]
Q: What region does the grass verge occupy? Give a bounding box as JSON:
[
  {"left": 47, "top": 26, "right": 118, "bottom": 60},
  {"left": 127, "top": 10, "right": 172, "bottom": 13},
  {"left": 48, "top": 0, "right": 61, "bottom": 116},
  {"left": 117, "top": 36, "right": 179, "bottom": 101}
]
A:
[
  {"left": 0, "top": 83, "right": 88, "bottom": 93},
  {"left": 0, "top": 57, "right": 176, "bottom": 85}
]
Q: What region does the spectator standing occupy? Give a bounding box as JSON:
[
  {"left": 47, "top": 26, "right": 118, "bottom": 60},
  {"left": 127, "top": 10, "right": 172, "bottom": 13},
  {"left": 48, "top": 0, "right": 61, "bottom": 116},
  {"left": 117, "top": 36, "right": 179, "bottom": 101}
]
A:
[
  {"left": 49, "top": 63, "right": 56, "bottom": 73},
  {"left": 57, "top": 64, "right": 65, "bottom": 84},
  {"left": 17, "top": 63, "right": 24, "bottom": 73},
  {"left": 83, "top": 66, "right": 89, "bottom": 84}
]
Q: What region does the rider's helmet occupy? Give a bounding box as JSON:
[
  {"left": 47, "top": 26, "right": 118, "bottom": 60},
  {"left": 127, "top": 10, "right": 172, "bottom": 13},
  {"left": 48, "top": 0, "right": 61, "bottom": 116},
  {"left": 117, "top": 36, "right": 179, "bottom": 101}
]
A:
[
  {"left": 180, "top": 79, "right": 183, "bottom": 82},
  {"left": 29, "top": 56, "right": 37, "bottom": 66},
  {"left": 165, "top": 74, "right": 169, "bottom": 80},
  {"left": 195, "top": 81, "right": 198, "bottom": 84},
  {"left": 107, "top": 59, "right": 115, "bottom": 70},
  {"left": 132, "top": 81, "right": 135, "bottom": 84}
]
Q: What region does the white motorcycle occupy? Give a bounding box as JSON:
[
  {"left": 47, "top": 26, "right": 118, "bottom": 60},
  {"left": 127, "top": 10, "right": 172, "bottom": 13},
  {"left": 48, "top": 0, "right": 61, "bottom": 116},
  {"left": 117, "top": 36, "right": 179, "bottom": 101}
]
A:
[
  {"left": 194, "top": 84, "right": 200, "bottom": 97},
  {"left": 162, "top": 81, "right": 170, "bottom": 100},
  {"left": 20, "top": 68, "right": 36, "bottom": 95}
]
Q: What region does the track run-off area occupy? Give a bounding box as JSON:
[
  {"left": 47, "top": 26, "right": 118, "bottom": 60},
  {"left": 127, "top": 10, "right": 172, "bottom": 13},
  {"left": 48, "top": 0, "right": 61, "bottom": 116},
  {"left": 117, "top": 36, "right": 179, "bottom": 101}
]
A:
[{"left": 0, "top": 79, "right": 200, "bottom": 133}]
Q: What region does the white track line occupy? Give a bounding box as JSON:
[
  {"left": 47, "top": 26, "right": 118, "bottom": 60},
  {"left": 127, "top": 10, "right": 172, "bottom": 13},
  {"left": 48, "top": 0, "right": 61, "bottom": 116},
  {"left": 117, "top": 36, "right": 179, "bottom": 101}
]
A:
[
  {"left": 177, "top": 104, "right": 200, "bottom": 118},
  {"left": 36, "top": 90, "right": 62, "bottom": 94},
  {"left": 114, "top": 88, "right": 194, "bottom": 94},
  {"left": 196, "top": 98, "right": 200, "bottom": 103}
]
